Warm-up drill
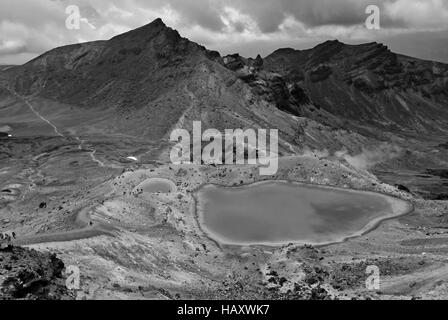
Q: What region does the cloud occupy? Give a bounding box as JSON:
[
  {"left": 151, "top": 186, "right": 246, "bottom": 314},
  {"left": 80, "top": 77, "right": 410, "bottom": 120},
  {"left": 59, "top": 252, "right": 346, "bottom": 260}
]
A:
[
  {"left": 384, "top": 0, "right": 448, "bottom": 29},
  {"left": 0, "top": 0, "right": 448, "bottom": 64}
]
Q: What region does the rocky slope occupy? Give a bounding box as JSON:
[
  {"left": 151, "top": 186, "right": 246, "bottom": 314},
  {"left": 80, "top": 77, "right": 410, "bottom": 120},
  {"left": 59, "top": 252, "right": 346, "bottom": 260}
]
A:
[{"left": 225, "top": 40, "right": 448, "bottom": 137}]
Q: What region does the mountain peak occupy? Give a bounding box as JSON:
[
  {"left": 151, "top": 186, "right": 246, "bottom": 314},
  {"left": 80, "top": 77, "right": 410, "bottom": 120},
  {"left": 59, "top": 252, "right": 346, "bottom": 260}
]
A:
[
  {"left": 110, "top": 18, "right": 172, "bottom": 42},
  {"left": 142, "top": 17, "right": 167, "bottom": 30}
]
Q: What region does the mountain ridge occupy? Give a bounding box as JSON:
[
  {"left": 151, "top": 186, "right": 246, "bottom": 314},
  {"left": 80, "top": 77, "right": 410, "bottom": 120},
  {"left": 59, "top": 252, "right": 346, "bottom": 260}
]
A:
[{"left": 1, "top": 18, "right": 448, "bottom": 155}]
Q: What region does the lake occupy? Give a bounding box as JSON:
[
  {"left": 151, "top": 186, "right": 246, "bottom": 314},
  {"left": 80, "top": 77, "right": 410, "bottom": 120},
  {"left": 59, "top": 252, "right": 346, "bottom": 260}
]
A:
[
  {"left": 195, "top": 181, "right": 411, "bottom": 246},
  {"left": 134, "top": 178, "right": 177, "bottom": 194}
]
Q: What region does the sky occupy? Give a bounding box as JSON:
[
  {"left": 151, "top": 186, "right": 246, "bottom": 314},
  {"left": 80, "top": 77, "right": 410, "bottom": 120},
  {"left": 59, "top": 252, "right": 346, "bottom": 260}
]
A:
[{"left": 1, "top": 0, "right": 448, "bottom": 64}]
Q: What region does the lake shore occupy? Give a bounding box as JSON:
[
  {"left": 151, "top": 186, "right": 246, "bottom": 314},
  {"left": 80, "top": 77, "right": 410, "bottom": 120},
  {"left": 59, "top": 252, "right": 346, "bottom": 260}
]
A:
[{"left": 194, "top": 180, "right": 414, "bottom": 247}]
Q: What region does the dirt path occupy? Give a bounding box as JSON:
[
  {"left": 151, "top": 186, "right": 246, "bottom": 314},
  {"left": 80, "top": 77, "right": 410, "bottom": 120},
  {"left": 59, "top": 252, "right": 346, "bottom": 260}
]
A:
[
  {"left": 13, "top": 205, "right": 116, "bottom": 246},
  {"left": 23, "top": 98, "right": 65, "bottom": 137},
  {"left": 2, "top": 86, "right": 106, "bottom": 168},
  {"left": 13, "top": 227, "right": 115, "bottom": 246},
  {"left": 2, "top": 87, "right": 64, "bottom": 137},
  {"left": 75, "top": 136, "right": 105, "bottom": 167}
]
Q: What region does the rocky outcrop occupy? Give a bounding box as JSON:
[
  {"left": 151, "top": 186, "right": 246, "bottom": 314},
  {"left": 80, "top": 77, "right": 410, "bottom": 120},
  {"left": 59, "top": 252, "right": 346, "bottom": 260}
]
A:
[
  {"left": 263, "top": 40, "right": 448, "bottom": 134},
  {"left": 309, "top": 65, "right": 332, "bottom": 83},
  {"left": 222, "top": 53, "right": 310, "bottom": 117},
  {"left": 218, "top": 37, "right": 448, "bottom": 137},
  {"left": 0, "top": 246, "right": 73, "bottom": 300}
]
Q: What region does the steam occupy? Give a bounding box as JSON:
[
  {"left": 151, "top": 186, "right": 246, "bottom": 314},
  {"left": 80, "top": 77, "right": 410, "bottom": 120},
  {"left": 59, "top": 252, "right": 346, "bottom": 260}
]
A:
[{"left": 335, "top": 143, "right": 402, "bottom": 170}]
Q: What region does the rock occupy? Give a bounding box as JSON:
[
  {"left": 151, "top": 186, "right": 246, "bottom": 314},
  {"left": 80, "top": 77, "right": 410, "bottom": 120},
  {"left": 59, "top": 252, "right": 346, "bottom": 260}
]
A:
[
  {"left": 353, "top": 78, "right": 374, "bottom": 93},
  {"left": 309, "top": 65, "right": 332, "bottom": 83},
  {"left": 254, "top": 54, "right": 263, "bottom": 69},
  {"left": 395, "top": 184, "right": 411, "bottom": 193},
  {"left": 0, "top": 246, "right": 73, "bottom": 300},
  {"left": 310, "top": 286, "right": 330, "bottom": 300}
]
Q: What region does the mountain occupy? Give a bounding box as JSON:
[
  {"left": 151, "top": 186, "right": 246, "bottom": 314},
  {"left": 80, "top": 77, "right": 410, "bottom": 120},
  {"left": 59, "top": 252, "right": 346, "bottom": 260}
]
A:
[
  {"left": 226, "top": 40, "right": 448, "bottom": 137},
  {"left": 0, "top": 19, "right": 302, "bottom": 153},
  {"left": 1, "top": 18, "right": 448, "bottom": 169}
]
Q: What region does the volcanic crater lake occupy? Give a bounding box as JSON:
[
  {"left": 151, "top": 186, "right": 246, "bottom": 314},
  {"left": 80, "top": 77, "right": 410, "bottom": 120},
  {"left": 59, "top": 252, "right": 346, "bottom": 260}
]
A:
[{"left": 195, "top": 181, "right": 412, "bottom": 246}]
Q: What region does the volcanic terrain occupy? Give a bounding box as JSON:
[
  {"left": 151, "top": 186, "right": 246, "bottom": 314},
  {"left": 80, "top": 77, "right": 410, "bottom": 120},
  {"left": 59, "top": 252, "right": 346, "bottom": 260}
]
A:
[{"left": 1, "top": 18, "right": 448, "bottom": 300}]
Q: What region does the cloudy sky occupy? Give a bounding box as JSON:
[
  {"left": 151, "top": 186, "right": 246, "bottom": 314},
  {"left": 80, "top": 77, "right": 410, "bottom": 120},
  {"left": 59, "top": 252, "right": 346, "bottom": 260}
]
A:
[{"left": 1, "top": 0, "right": 448, "bottom": 64}]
